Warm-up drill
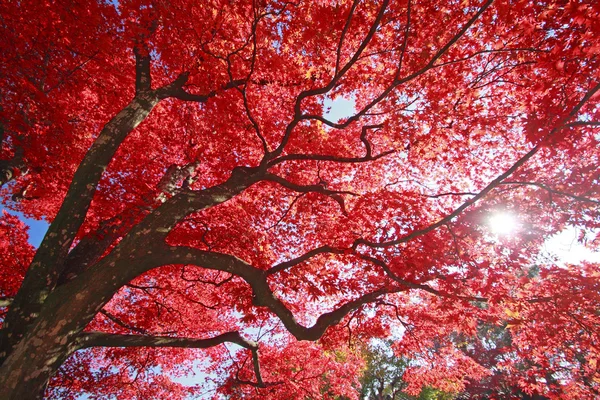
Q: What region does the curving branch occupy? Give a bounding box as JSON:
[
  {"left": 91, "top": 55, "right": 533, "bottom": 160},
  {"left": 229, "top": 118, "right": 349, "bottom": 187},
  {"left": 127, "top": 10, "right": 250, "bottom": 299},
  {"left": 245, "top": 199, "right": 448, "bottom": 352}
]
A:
[
  {"left": 267, "top": 245, "right": 347, "bottom": 276},
  {"left": 76, "top": 331, "right": 267, "bottom": 387},
  {"left": 159, "top": 246, "right": 401, "bottom": 341},
  {"left": 263, "top": 172, "right": 356, "bottom": 215},
  {"left": 252, "top": 284, "right": 399, "bottom": 341},
  {"left": 268, "top": 124, "right": 393, "bottom": 166}
]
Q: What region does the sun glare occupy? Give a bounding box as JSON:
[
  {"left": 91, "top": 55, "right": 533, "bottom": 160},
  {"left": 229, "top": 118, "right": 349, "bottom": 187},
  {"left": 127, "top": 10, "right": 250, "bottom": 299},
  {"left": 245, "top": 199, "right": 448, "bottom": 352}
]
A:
[{"left": 489, "top": 212, "right": 517, "bottom": 235}]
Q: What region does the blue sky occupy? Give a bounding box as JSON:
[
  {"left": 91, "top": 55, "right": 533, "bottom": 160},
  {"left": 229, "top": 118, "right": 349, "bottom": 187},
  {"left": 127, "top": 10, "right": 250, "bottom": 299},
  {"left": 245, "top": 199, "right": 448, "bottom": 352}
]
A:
[
  {"left": 0, "top": 205, "right": 48, "bottom": 247},
  {"left": 323, "top": 96, "right": 355, "bottom": 123}
]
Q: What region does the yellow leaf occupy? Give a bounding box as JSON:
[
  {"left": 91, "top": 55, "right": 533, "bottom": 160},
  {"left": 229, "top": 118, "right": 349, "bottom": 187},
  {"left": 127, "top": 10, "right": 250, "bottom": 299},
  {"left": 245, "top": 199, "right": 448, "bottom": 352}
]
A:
[{"left": 305, "top": 67, "right": 314, "bottom": 79}]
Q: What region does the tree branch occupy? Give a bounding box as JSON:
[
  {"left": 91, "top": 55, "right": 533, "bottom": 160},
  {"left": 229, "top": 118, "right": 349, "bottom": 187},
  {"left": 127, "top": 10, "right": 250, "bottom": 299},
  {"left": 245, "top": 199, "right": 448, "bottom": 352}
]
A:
[
  {"left": 77, "top": 331, "right": 267, "bottom": 387},
  {"left": 269, "top": 0, "right": 389, "bottom": 159},
  {"left": 422, "top": 191, "right": 478, "bottom": 199},
  {"left": 59, "top": 161, "right": 200, "bottom": 285},
  {"left": 564, "top": 121, "right": 600, "bottom": 128},
  {"left": 236, "top": 10, "right": 270, "bottom": 156},
  {"left": 268, "top": 150, "right": 394, "bottom": 166},
  {"left": 0, "top": 298, "right": 13, "bottom": 308},
  {"left": 272, "top": 0, "right": 492, "bottom": 162},
  {"left": 396, "top": 0, "right": 411, "bottom": 74},
  {"left": 158, "top": 246, "right": 400, "bottom": 341},
  {"left": 354, "top": 80, "right": 600, "bottom": 249},
  {"left": 265, "top": 193, "right": 306, "bottom": 231},
  {"left": 335, "top": 0, "right": 361, "bottom": 75},
  {"left": 1, "top": 76, "right": 161, "bottom": 356},
  {"left": 502, "top": 181, "right": 600, "bottom": 205},
  {"left": 263, "top": 172, "right": 356, "bottom": 215},
  {"left": 268, "top": 124, "right": 392, "bottom": 167},
  {"left": 267, "top": 246, "right": 347, "bottom": 276},
  {"left": 156, "top": 73, "right": 245, "bottom": 102},
  {"left": 0, "top": 118, "right": 27, "bottom": 187},
  {"left": 425, "top": 0, "right": 494, "bottom": 68},
  {"left": 99, "top": 310, "right": 147, "bottom": 334},
  {"left": 77, "top": 330, "right": 254, "bottom": 350},
  {"left": 358, "top": 253, "right": 486, "bottom": 302}
]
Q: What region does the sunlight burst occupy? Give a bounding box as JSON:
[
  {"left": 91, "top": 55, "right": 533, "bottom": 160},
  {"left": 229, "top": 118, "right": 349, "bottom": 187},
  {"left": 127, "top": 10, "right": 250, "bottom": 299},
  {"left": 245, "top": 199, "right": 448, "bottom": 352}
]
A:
[{"left": 489, "top": 212, "right": 517, "bottom": 235}]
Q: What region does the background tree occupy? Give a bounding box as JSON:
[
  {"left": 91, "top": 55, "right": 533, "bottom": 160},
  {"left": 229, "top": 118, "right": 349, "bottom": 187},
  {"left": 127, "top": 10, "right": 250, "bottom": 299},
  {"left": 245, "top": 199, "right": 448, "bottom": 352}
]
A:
[
  {"left": 358, "top": 341, "right": 454, "bottom": 400},
  {"left": 453, "top": 322, "right": 551, "bottom": 399},
  {"left": 0, "top": 0, "right": 599, "bottom": 398}
]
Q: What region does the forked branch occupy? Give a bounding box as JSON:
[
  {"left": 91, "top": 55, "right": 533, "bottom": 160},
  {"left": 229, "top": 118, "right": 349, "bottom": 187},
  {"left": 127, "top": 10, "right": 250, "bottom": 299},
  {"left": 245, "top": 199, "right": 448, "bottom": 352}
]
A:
[
  {"left": 156, "top": 72, "right": 245, "bottom": 102},
  {"left": 268, "top": 124, "right": 392, "bottom": 166},
  {"left": 159, "top": 246, "right": 401, "bottom": 341},
  {"left": 0, "top": 50, "right": 163, "bottom": 354}
]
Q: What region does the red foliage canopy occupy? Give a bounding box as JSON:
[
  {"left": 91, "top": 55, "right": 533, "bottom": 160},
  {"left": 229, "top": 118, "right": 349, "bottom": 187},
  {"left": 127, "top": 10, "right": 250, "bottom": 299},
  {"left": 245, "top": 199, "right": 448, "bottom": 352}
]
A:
[{"left": 0, "top": 0, "right": 599, "bottom": 398}]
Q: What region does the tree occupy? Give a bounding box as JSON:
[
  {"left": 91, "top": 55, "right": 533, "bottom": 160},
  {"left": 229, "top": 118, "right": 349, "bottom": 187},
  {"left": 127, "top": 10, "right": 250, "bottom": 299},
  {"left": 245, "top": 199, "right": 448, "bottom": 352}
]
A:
[
  {"left": 358, "top": 341, "right": 455, "bottom": 400},
  {"left": 452, "top": 322, "right": 551, "bottom": 399},
  {"left": 0, "top": 0, "right": 599, "bottom": 398}
]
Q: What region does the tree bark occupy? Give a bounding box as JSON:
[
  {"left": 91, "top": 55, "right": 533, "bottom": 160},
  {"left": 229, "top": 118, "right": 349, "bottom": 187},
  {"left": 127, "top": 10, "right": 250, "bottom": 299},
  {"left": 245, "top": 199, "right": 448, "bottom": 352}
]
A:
[{"left": 0, "top": 94, "right": 160, "bottom": 361}]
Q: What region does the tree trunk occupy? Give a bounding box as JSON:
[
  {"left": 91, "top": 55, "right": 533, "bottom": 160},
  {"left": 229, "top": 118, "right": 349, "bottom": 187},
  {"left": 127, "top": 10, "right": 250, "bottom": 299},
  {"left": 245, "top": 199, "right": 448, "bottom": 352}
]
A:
[
  {"left": 0, "top": 248, "right": 145, "bottom": 399},
  {"left": 0, "top": 94, "right": 159, "bottom": 362},
  {"left": 0, "top": 169, "right": 259, "bottom": 398}
]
